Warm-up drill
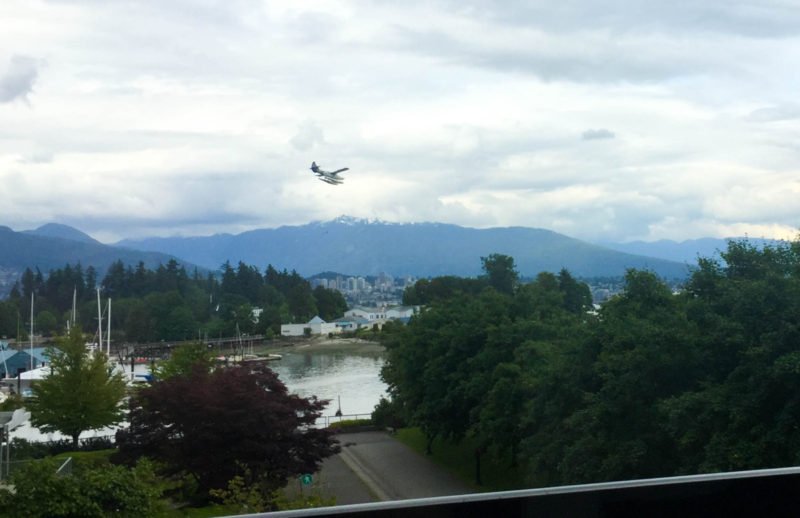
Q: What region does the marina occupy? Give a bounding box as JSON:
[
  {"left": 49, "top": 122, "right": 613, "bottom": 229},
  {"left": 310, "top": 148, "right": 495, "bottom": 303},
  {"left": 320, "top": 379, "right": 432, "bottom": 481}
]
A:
[{"left": 3, "top": 343, "right": 387, "bottom": 443}]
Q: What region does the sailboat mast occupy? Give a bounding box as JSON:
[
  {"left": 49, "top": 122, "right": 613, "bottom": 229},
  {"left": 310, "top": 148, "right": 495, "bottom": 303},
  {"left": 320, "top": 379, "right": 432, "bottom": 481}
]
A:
[
  {"left": 97, "top": 288, "right": 102, "bottom": 351},
  {"left": 107, "top": 298, "right": 111, "bottom": 355},
  {"left": 67, "top": 286, "right": 76, "bottom": 333},
  {"left": 30, "top": 293, "right": 34, "bottom": 371}
]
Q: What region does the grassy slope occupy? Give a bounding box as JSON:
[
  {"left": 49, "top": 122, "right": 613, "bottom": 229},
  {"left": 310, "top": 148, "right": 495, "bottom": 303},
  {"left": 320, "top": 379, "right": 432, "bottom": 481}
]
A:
[{"left": 394, "top": 428, "right": 528, "bottom": 492}]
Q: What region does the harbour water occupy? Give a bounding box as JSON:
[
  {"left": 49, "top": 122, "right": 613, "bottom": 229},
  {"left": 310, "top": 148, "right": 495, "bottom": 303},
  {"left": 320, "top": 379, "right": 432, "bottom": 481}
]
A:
[
  {"left": 10, "top": 349, "right": 387, "bottom": 442},
  {"left": 270, "top": 350, "right": 387, "bottom": 418}
]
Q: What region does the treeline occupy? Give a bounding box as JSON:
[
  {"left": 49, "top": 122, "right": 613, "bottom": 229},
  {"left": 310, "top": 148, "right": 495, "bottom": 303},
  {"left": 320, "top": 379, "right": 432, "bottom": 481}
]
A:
[
  {"left": 380, "top": 240, "right": 800, "bottom": 486},
  {"left": 0, "top": 259, "right": 347, "bottom": 342}
]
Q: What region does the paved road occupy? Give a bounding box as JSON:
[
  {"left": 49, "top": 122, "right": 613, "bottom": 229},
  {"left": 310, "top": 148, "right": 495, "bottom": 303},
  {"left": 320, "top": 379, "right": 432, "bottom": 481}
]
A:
[{"left": 307, "top": 431, "right": 474, "bottom": 505}]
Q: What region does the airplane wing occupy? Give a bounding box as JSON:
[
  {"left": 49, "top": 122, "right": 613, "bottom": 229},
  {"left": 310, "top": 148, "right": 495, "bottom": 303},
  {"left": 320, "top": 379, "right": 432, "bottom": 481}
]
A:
[{"left": 310, "top": 162, "right": 347, "bottom": 184}]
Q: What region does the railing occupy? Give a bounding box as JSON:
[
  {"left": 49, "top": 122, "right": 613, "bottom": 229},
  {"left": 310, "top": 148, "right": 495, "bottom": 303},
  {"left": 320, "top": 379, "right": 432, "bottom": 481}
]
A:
[
  {"left": 319, "top": 413, "right": 372, "bottom": 428},
  {"left": 239, "top": 465, "right": 800, "bottom": 517},
  {"left": 56, "top": 456, "right": 73, "bottom": 476}
]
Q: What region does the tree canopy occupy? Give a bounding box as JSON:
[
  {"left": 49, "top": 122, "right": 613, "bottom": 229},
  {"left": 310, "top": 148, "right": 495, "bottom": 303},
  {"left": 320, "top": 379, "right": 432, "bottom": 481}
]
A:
[
  {"left": 481, "top": 253, "right": 519, "bottom": 294},
  {"left": 152, "top": 341, "right": 214, "bottom": 380},
  {"left": 382, "top": 237, "right": 800, "bottom": 486},
  {"left": 0, "top": 260, "right": 347, "bottom": 341},
  {"left": 28, "top": 327, "right": 127, "bottom": 448},
  {"left": 115, "top": 363, "right": 339, "bottom": 500}
]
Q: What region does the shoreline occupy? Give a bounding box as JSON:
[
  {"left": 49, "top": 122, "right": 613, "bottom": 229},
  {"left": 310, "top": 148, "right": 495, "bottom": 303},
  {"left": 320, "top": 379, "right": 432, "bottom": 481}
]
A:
[{"left": 261, "top": 336, "right": 386, "bottom": 354}]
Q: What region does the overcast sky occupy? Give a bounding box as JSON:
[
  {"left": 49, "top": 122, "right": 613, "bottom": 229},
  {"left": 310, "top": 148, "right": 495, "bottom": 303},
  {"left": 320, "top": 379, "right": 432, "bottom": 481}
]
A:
[{"left": 1, "top": 0, "right": 799, "bottom": 244}]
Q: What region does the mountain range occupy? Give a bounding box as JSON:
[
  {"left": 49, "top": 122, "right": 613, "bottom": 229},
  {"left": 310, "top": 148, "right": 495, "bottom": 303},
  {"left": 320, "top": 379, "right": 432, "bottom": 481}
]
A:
[
  {"left": 0, "top": 224, "right": 196, "bottom": 296},
  {"left": 6, "top": 217, "right": 780, "bottom": 298},
  {"left": 116, "top": 216, "right": 691, "bottom": 279},
  {"left": 599, "top": 237, "right": 782, "bottom": 265}
]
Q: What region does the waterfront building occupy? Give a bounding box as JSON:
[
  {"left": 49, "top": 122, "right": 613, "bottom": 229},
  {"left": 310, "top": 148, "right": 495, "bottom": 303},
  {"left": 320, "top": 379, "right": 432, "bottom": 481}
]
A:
[
  {"left": 0, "top": 347, "right": 50, "bottom": 378},
  {"left": 280, "top": 316, "right": 340, "bottom": 337}
]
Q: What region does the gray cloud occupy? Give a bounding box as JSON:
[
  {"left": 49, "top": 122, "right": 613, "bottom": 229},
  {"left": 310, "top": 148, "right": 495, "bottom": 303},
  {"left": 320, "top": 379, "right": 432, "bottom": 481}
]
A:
[
  {"left": 383, "top": 25, "right": 726, "bottom": 84},
  {"left": 437, "top": 0, "right": 800, "bottom": 38},
  {"left": 745, "top": 105, "right": 800, "bottom": 122},
  {"left": 290, "top": 121, "right": 325, "bottom": 152},
  {"left": 2, "top": 1, "right": 799, "bottom": 244},
  {"left": 0, "top": 55, "right": 39, "bottom": 103},
  {"left": 582, "top": 128, "right": 615, "bottom": 140},
  {"left": 17, "top": 150, "right": 54, "bottom": 164}
]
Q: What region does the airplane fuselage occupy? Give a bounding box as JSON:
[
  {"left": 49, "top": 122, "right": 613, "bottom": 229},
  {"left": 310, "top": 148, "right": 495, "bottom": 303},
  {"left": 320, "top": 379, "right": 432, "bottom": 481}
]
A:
[{"left": 310, "top": 162, "right": 348, "bottom": 185}]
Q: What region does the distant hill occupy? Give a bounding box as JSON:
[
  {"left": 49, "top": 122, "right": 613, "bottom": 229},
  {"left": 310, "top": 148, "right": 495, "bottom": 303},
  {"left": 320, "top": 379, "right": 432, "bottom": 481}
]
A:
[
  {"left": 22, "top": 223, "right": 100, "bottom": 244},
  {"left": 0, "top": 225, "right": 201, "bottom": 297},
  {"left": 600, "top": 237, "right": 784, "bottom": 265},
  {"left": 117, "top": 216, "right": 690, "bottom": 279}
]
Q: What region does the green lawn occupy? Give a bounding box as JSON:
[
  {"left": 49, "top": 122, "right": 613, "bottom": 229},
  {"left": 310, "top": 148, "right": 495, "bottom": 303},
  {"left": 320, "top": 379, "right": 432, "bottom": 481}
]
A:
[{"left": 394, "top": 428, "right": 528, "bottom": 492}]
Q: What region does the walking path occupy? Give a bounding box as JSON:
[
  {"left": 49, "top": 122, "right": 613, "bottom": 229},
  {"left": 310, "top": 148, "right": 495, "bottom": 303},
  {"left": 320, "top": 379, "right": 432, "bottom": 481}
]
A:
[{"left": 307, "top": 431, "right": 474, "bottom": 505}]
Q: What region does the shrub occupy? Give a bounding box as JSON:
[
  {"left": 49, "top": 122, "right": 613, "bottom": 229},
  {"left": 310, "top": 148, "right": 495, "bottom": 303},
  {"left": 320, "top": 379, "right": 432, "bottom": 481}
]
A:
[
  {"left": 371, "top": 397, "right": 406, "bottom": 429},
  {"left": 0, "top": 457, "right": 164, "bottom": 517},
  {"left": 328, "top": 418, "right": 373, "bottom": 430},
  {"left": 9, "top": 436, "right": 115, "bottom": 461}
]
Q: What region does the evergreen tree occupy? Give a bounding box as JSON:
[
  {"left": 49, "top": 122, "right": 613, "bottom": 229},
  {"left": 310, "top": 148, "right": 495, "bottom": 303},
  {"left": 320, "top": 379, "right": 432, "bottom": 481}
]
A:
[{"left": 481, "top": 253, "right": 518, "bottom": 294}]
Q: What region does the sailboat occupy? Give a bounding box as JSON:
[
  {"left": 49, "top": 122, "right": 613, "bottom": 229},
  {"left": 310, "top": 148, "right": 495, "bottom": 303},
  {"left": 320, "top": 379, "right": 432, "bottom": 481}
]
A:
[
  {"left": 226, "top": 324, "right": 281, "bottom": 365},
  {"left": 85, "top": 289, "right": 110, "bottom": 356}
]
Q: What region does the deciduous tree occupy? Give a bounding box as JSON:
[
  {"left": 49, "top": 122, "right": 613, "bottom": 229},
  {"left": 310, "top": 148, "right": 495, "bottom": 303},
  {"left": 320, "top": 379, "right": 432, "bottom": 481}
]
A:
[
  {"left": 28, "top": 327, "right": 127, "bottom": 448},
  {"left": 153, "top": 342, "right": 214, "bottom": 380},
  {"left": 116, "top": 364, "right": 338, "bottom": 500}
]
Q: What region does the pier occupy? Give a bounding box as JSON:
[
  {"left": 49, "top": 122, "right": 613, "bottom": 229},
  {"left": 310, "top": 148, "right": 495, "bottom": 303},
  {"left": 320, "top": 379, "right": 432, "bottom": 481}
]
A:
[{"left": 115, "top": 334, "right": 267, "bottom": 362}]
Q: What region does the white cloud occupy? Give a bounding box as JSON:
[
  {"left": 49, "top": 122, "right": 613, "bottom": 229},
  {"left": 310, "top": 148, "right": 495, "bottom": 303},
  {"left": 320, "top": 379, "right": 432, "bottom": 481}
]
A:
[
  {"left": 0, "top": 0, "right": 798, "bottom": 243},
  {"left": 290, "top": 120, "right": 325, "bottom": 151}
]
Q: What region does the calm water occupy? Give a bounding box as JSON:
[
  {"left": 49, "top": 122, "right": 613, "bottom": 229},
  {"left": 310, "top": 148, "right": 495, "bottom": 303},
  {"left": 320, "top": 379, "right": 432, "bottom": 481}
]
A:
[
  {"left": 270, "top": 351, "right": 387, "bottom": 418},
  {"left": 11, "top": 350, "right": 387, "bottom": 442}
]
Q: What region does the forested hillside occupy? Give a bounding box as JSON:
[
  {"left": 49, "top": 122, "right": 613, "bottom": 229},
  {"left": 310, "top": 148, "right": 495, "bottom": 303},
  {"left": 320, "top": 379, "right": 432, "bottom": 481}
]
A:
[
  {"left": 0, "top": 225, "right": 194, "bottom": 298},
  {"left": 118, "top": 217, "right": 690, "bottom": 279},
  {"left": 380, "top": 239, "right": 800, "bottom": 486},
  {"left": 0, "top": 259, "right": 347, "bottom": 342}
]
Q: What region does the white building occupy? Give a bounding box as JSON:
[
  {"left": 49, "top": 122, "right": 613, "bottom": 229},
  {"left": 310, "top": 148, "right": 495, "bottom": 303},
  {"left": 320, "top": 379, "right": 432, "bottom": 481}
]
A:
[
  {"left": 345, "top": 306, "right": 387, "bottom": 321},
  {"left": 386, "top": 305, "right": 418, "bottom": 319},
  {"left": 333, "top": 316, "right": 372, "bottom": 332},
  {"left": 345, "top": 305, "right": 420, "bottom": 322},
  {"left": 280, "top": 316, "right": 339, "bottom": 337}
]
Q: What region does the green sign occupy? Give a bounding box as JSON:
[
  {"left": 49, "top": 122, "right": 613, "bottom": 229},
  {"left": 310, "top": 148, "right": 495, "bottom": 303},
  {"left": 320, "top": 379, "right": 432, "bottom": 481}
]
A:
[{"left": 300, "top": 474, "right": 313, "bottom": 485}]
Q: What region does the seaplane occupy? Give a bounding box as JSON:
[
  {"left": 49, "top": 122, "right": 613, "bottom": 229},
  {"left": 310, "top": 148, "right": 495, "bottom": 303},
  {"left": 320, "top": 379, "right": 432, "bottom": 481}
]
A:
[{"left": 310, "top": 161, "right": 349, "bottom": 185}]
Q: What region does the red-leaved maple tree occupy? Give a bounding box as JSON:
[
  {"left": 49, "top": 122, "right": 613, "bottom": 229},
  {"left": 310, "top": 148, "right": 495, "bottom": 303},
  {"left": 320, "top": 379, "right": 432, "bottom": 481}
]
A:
[{"left": 115, "top": 364, "right": 338, "bottom": 496}]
